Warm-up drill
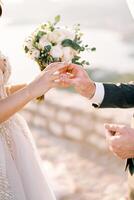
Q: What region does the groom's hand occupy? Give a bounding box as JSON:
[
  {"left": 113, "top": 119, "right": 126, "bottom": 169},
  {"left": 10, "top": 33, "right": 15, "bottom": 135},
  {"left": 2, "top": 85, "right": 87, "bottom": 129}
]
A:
[
  {"left": 105, "top": 124, "right": 134, "bottom": 159},
  {"left": 59, "top": 64, "right": 96, "bottom": 99}
]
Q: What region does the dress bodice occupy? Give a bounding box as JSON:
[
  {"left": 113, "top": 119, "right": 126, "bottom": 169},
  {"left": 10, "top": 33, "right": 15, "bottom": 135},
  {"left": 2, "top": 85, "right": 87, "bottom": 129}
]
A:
[
  {"left": 0, "top": 52, "right": 16, "bottom": 158},
  {"left": 0, "top": 51, "right": 11, "bottom": 99}
]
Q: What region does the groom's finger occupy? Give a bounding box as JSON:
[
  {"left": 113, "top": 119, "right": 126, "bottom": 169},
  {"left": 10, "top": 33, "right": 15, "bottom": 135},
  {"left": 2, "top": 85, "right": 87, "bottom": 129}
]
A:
[
  {"left": 104, "top": 124, "right": 118, "bottom": 137},
  {"left": 105, "top": 127, "right": 119, "bottom": 143},
  {"left": 104, "top": 124, "right": 124, "bottom": 137},
  {"left": 105, "top": 124, "right": 119, "bottom": 132},
  {"left": 51, "top": 74, "right": 60, "bottom": 81},
  {"left": 105, "top": 129, "right": 113, "bottom": 138}
]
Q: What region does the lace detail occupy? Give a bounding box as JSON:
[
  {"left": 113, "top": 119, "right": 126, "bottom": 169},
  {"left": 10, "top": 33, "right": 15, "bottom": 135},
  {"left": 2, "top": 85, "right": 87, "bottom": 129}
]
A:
[
  {"left": 12, "top": 114, "right": 36, "bottom": 149},
  {"left": 0, "top": 120, "right": 15, "bottom": 160},
  {"left": 0, "top": 164, "right": 15, "bottom": 200},
  {"left": 0, "top": 52, "right": 15, "bottom": 199},
  {"left": 0, "top": 114, "right": 36, "bottom": 157}
]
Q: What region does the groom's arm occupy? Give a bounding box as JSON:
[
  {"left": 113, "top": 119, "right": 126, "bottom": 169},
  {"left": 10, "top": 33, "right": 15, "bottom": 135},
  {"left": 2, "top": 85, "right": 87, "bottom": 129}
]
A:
[
  {"left": 59, "top": 64, "right": 134, "bottom": 108},
  {"left": 91, "top": 83, "right": 134, "bottom": 108}
]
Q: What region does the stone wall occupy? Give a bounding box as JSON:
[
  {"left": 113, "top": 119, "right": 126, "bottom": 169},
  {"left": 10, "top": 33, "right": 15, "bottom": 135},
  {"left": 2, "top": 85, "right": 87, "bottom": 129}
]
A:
[
  {"left": 20, "top": 90, "right": 131, "bottom": 199},
  {"left": 21, "top": 90, "right": 133, "bottom": 151}
]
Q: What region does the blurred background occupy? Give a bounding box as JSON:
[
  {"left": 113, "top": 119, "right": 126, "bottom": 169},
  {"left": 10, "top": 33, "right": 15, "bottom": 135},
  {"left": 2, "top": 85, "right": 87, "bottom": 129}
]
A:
[{"left": 1, "top": 0, "right": 134, "bottom": 199}]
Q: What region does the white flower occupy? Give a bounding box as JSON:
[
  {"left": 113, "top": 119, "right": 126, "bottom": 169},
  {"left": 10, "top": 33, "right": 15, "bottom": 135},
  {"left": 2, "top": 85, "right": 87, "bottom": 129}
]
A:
[
  {"left": 39, "top": 35, "right": 51, "bottom": 49},
  {"left": 50, "top": 45, "right": 63, "bottom": 58},
  {"left": 48, "top": 31, "right": 59, "bottom": 44},
  {"left": 48, "top": 28, "right": 75, "bottom": 44},
  {"left": 62, "top": 29, "right": 75, "bottom": 40},
  {"left": 30, "top": 49, "right": 40, "bottom": 59},
  {"left": 62, "top": 47, "right": 75, "bottom": 62}
]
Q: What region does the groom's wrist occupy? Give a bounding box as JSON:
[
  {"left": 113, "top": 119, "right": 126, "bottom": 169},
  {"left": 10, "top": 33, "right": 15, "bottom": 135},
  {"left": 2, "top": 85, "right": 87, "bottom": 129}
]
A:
[
  {"left": 90, "top": 82, "right": 105, "bottom": 106},
  {"left": 88, "top": 82, "right": 96, "bottom": 99},
  {"left": 82, "top": 81, "right": 96, "bottom": 99}
]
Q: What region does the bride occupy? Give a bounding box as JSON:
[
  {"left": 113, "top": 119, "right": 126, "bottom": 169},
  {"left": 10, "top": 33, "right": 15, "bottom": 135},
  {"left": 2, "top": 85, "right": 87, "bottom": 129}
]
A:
[{"left": 0, "top": 4, "right": 68, "bottom": 200}]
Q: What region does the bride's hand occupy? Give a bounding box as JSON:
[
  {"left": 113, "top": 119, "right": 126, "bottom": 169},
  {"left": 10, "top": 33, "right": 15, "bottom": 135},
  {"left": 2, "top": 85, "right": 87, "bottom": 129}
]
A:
[
  {"left": 27, "top": 62, "right": 68, "bottom": 99},
  {"left": 0, "top": 62, "right": 68, "bottom": 123}
]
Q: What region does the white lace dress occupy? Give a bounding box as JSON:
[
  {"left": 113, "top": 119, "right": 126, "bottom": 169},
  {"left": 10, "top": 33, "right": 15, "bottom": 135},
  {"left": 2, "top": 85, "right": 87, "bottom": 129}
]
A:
[{"left": 0, "top": 52, "right": 56, "bottom": 200}]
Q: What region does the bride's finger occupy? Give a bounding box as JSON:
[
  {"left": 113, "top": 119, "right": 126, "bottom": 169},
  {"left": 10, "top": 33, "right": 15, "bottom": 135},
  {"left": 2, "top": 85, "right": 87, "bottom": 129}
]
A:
[
  {"left": 53, "top": 79, "right": 70, "bottom": 88},
  {"left": 51, "top": 74, "right": 60, "bottom": 81},
  {"left": 53, "top": 74, "right": 68, "bottom": 84},
  {"left": 45, "top": 62, "right": 68, "bottom": 72},
  {"left": 59, "top": 74, "right": 75, "bottom": 85},
  {"left": 52, "top": 71, "right": 60, "bottom": 76},
  {"left": 50, "top": 71, "right": 72, "bottom": 82}
]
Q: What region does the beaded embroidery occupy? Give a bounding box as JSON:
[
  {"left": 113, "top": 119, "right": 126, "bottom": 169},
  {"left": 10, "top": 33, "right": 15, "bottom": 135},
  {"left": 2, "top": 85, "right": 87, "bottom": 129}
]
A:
[
  {"left": 0, "top": 52, "right": 15, "bottom": 199},
  {"left": 0, "top": 164, "right": 15, "bottom": 200},
  {"left": 0, "top": 120, "right": 15, "bottom": 160}
]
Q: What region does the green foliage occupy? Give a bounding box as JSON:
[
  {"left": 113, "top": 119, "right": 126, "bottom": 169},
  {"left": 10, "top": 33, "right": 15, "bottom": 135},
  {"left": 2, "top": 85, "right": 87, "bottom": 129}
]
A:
[
  {"left": 44, "top": 15, "right": 61, "bottom": 32},
  {"left": 62, "top": 39, "right": 82, "bottom": 51},
  {"left": 91, "top": 47, "right": 96, "bottom": 51},
  {"left": 54, "top": 15, "right": 61, "bottom": 25},
  {"left": 24, "top": 15, "right": 97, "bottom": 102},
  {"left": 72, "top": 55, "right": 81, "bottom": 62},
  {"left": 44, "top": 45, "right": 51, "bottom": 52},
  {"left": 25, "top": 15, "right": 96, "bottom": 72},
  {"left": 72, "top": 56, "right": 90, "bottom": 66},
  {"left": 35, "top": 31, "right": 46, "bottom": 43},
  {"left": 24, "top": 46, "right": 29, "bottom": 53}
]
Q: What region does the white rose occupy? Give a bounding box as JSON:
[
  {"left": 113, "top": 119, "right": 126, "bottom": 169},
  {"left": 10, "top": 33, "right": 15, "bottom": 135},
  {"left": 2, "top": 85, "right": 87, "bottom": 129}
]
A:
[
  {"left": 48, "top": 28, "right": 75, "bottom": 44},
  {"left": 61, "top": 29, "right": 75, "bottom": 41},
  {"left": 50, "top": 45, "right": 63, "bottom": 58},
  {"left": 30, "top": 49, "right": 40, "bottom": 59},
  {"left": 62, "top": 47, "right": 75, "bottom": 62},
  {"left": 39, "top": 35, "right": 50, "bottom": 49},
  {"left": 54, "top": 29, "right": 67, "bottom": 43},
  {"left": 48, "top": 31, "right": 59, "bottom": 44}
]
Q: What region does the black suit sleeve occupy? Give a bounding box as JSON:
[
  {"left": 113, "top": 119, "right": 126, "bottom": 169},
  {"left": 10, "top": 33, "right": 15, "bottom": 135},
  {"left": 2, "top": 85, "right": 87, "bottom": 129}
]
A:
[{"left": 98, "top": 83, "right": 134, "bottom": 108}]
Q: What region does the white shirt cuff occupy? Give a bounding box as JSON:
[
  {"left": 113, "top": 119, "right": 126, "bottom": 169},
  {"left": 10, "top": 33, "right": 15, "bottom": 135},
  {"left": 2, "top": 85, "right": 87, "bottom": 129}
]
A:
[{"left": 90, "top": 83, "right": 105, "bottom": 107}]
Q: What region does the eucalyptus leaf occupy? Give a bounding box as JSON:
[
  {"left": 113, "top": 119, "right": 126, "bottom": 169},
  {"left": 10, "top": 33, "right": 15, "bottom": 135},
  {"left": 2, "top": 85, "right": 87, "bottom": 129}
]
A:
[
  {"left": 24, "top": 46, "right": 29, "bottom": 53},
  {"left": 35, "top": 31, "right": 45, "bottom": 42},
  {"left": 91, "top": 47, "right": 96, "bottom": 51},
  {"left": 54, "top": 15, "right": 61, "bottom": 24},
  {"left": 62, "top": 39, "right": 81, "bottom": 51},
  {"left": 37, "top": 31, "right": 46, "bottom": 38},
  {"left": 44, "top": 45, "right": 51, "bottom": 52}
]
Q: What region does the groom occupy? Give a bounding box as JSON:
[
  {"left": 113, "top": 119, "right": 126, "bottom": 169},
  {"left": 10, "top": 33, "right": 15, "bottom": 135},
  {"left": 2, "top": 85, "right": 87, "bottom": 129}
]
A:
[
  {"left": 59, "top": 62, "right": 134, "bottom": 200},
  {"left": 57, "top": 1, "right": 134, "bottom": 199},
  {"left": 59, "top": 63, "right": 134, "bottom": 160}
]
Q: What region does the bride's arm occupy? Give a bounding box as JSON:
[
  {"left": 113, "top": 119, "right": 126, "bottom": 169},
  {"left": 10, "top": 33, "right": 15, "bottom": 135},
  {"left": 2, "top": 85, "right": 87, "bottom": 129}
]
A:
[
  {"left": 0, "top": 86, "right": 33, "bottom": 123},
  {"left": 0, "top": 62, "right": 67, "bottom": 123},
  {"left": 6, "top": 84, "right": 27, "bottom": 95}
]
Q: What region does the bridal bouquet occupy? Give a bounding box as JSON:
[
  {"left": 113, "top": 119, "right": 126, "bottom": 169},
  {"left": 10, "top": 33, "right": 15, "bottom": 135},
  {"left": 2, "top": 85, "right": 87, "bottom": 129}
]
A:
[{"left": 24, "top": 15, "right": 95, "bottom": 71}]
